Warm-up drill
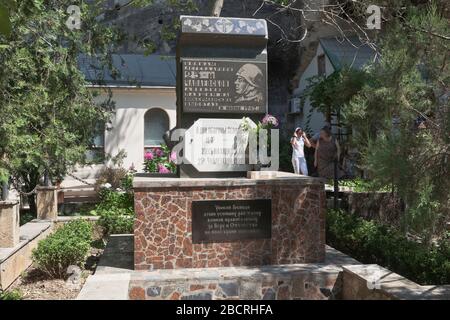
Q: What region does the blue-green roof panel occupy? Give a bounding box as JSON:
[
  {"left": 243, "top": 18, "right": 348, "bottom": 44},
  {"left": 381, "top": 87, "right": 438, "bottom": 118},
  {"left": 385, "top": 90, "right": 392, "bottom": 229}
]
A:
[
  {"left": 79, "top": 54, "right": 176, "bottom": 87},
  {"left": 319, "top": 37, "right": 377, "bottom": 71}
]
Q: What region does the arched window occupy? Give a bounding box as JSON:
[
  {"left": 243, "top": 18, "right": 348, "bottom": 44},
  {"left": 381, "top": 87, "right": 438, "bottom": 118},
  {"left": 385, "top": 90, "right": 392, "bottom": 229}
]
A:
[{"left": 144, "top": 108, "right": 169, "bottom": 148}]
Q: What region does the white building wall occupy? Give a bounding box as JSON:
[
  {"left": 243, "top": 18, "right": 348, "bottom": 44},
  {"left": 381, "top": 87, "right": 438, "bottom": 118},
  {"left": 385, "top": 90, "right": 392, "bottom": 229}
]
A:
[
  {"left": 104, "top": 88, "right": 176, "bottom": 171},
  {"left": 63, "top": 87, "right": 176, "bottom": 186},
  {"left": 293, "top": 44, "right": 335, "bottom": 136}
]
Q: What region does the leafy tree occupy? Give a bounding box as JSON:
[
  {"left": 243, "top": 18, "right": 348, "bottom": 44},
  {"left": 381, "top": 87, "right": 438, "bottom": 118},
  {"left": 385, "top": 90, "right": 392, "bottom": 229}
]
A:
[
  {"left": 306, "top": 68, "right": 368, "bottom": 123},
  {"left": 0, "top": 1, "right": 124, "bottom": 212},
  {"left": 310, "top": 2, "right": 449, "bottom": 242}
]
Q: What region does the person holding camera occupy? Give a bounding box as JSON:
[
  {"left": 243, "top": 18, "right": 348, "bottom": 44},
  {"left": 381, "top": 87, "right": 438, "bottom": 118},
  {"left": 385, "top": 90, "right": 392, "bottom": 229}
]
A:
[{"left": 291, "top": 127, "right": 311, "bottom": 175}]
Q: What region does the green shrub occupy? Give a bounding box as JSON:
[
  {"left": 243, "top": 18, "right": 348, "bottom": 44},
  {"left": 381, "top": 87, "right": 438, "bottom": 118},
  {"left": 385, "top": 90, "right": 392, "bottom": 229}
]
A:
[
  {"left": 327, "top": 210, "right": 450, "bottom": 285},
  {"left": 32, "top": 220, "right": 92, "bottom": 279},
  {"left": 96, "top": 208, "right": 134, "bottom": 235},
  {"left": 20, "top": 212, "right": 35, "bottom": 226},
  {"left": 92, "top": 187, "right": 134, "bottom": 236},
  {"left": 96, "top": 187, "right": 134, "bottom": 211},
  {"left": 0, "top": 289, "right": 23, "bottom": 300},
  {"left": 59, "top": 219, "right": 93, "bottom": 242}
]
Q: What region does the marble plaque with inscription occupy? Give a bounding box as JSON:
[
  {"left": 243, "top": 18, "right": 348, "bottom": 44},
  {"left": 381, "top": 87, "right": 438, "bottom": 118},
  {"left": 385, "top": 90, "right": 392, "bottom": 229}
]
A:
[
  {"left": 192, "top": 199, "right": 272, "bottom": 243},
  {"left": 182, "top": 59, "right": 267, "bottom": 114},
  {"left": 184, "top": 118, "right": 257, "bottom": 172}
]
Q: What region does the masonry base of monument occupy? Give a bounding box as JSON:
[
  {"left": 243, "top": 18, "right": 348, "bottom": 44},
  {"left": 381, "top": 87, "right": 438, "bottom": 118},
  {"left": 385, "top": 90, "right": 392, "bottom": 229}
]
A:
[
  {"left": 129, "top": 261, "right": 345, "bottom": 300},
  {"left": 133, "top": 171, "right": 326, "bottom": 271}
]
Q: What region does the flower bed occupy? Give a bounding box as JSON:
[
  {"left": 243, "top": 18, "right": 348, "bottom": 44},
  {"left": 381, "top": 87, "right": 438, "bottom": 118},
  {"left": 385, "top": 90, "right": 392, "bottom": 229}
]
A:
[{"left": 143, "top": 144, "right": 176, "bottom": 174}]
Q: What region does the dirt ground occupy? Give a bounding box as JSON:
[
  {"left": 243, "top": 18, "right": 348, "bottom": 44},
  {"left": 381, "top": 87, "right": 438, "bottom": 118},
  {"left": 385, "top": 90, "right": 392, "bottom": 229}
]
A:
[{"left": 7, "top": 245, "right": 104, "bottom": 300}]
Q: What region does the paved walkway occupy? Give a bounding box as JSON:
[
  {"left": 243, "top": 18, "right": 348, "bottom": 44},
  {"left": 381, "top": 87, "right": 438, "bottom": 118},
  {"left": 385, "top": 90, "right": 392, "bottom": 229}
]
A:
[
  {"left": 77, "top": 234, "right": 134, "bottom": 300},
  {"left": 77, "top": 235, "right": 358, "bottom": 300}
]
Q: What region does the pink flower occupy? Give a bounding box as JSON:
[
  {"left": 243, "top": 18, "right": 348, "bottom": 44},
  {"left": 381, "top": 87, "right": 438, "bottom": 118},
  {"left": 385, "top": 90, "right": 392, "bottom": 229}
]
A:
[
  {"left": 144, "top": 151, "right": 154, "bottom": 160},
  {"left": 169, "top": 151, "right": 176, "bottom": 163},
  {"left": 262, "top": 114, "right": 279, "bottom": 127},
  {"left": 154, "top": 148, "right": 164, "bottom": 157},
  {"left": 158, "top": 164, "right": 170, "bottom": 174}
]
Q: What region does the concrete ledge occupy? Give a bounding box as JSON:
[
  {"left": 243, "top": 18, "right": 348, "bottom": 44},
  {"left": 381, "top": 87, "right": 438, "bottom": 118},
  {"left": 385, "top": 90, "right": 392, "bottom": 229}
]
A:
[
  {"left": 342, "top": 264, "right": 450, "bottom": 300},
  {"left": 77, "top": 273, "right": 131, "bottom": 300},
  {"left": 55, "top": 216, "right": 99, "bottom": 223},
  {"left": 133, "top": 172, "right": 323, "bottom": 189},
  {"left": 0, "top": 221, "right": 52, "bottom": 290},
  {"left": 130, "top": 263, "right": 345, "bottom": 283},
  {"left": 53, "top": 216, "right": 100, "bottom": 229}
]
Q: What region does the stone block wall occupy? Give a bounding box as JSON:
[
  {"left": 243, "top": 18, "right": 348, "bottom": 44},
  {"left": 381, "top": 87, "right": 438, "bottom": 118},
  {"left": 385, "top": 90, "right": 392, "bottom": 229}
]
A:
[
  {"left": 134, "top": 177, "right": 326, "bottom": 270},
  {"left": 342, "top": 265, "right": 450, "bottom": 300},
  {"left": 128, "top": 264, "right": 341, "bottom": 300},
  {"left": 343, "top": 192, "right": 403, "bottom": 226}
]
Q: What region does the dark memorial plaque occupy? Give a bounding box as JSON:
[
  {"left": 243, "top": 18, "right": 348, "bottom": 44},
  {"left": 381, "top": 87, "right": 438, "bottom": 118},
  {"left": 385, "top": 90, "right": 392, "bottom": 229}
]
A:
[
  {"left": 182, "top": 59, "right": 267, "bottom": 114},
  {"left": 192, "top": 199, "right": 271, "bottom": 243}
]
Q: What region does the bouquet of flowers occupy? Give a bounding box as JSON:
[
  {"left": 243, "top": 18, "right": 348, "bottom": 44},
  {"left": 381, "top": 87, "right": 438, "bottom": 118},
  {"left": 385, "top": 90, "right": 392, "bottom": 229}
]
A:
[
  {"left": 143, "top": 144, "right": 177, "bottom": 174},
  {"left": 261, "top": 114, "right": 279, "bottom": 129},
  {"left": 240, "top": 114, "right": 279, "bottom": 133}
]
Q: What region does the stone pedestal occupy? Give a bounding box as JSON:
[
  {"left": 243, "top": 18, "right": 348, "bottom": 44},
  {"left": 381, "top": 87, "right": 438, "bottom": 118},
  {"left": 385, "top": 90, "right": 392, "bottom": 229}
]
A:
[
  {"left": 133, "top": 172, "right": 326, "bottom": 270},
  {"left": 0, "top": 200, "right": 20, "bottom": 248},
  {"left": 36, "top": 186, "right": 58, "bottom": 220}
]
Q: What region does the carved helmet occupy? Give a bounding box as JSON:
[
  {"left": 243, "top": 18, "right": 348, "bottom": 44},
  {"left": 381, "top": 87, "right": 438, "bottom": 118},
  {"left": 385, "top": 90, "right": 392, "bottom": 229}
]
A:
[{"left": 236, "top": 64, "right": 264, "bottom": 89}]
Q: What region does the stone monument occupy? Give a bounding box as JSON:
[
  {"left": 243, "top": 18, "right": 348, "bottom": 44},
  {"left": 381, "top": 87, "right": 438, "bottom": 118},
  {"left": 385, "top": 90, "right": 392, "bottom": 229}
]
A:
[
  {"left": 175, "top": 15, "right": 268, "bottom": 178},
  {"left": 131, "top": 15, "right": 326, "bottom": 300}
]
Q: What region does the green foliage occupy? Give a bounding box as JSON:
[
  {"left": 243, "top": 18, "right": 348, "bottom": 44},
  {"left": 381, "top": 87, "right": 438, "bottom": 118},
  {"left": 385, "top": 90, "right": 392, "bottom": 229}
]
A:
[
  {"left": 0, "top": 4, "right": 11, "bottom": 38},
  {"left": 337, "top": 178, "right": 390, "bottom": 193},
  {"left": 0, "top": 168, "right": 8, "bottom": 183},
  {"left": 405, "top": 180, "right": 442, "bottom": 244},
  {"left": 59, "top": 218, "right": 93, "bottom": 243},
  {"left": 308, "top": 68, "right": 368, "bottom": 118},
  {"left": 92, "top": 176, "right": 135, "bottom": 236},
  {"left": 0, "top": 1, "right": 125, "bottom": 211},
  {"left": 309, "top": 3, "right": 449, "bottom": 241},
  {"left": 348, "top": 4, "right": 450, "bottom": 240},
  {"left": 32, "top": 219, "right": 92, "bottom": 279},
  {"left": 96, "top": 187, "right": 134, "bottom": 212},
  {"left": 327, "top": 210, "right": 450, "bottom": 285},
  {"left": 120, "top": 171, "right": 134, "bottom": 192},
  {"left": 0, "top": 289, "right": 23, "bottom": 300},
  {"left": 19, "top": 211, "right": 35, "bottom": 226},
  {"left": 96, "top": 206, "right": 134, "bottom": 236}
]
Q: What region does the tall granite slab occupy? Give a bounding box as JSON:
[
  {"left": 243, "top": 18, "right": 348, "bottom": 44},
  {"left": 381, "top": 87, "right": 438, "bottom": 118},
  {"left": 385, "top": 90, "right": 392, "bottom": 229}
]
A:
[{"left": 176, "top": 16, "right": 268, "bottom": 178}]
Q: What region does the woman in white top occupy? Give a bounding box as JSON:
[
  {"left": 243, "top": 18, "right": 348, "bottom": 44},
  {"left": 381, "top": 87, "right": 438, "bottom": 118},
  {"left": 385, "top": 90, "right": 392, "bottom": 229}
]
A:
[{"left": 291, "top": 127, "right": 312, "bottom": 175}]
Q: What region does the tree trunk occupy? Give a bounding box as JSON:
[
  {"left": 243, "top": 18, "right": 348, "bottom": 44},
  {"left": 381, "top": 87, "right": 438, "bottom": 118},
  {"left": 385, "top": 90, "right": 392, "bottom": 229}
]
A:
[{"left": 210, "top": 0, "right": 224, "bottom": 17}]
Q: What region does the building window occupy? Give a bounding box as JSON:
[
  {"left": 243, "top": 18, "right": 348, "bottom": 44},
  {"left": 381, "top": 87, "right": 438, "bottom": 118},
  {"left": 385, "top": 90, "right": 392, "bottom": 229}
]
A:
[
  {"left": 144, "top": 108, "right": 169, "bottom": 150},
  {"left": 86, "top": 122, "right": 105, "bottom": 163},
  {"left": 318, "top": 54, "right": 326, "bottom": 76}
]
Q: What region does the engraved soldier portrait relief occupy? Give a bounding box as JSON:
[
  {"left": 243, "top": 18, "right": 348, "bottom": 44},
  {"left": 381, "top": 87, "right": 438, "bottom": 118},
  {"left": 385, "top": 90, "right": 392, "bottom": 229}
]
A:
[{"left": 234, "top": 64, "right": 264, "bottom": 104}]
